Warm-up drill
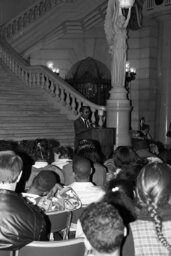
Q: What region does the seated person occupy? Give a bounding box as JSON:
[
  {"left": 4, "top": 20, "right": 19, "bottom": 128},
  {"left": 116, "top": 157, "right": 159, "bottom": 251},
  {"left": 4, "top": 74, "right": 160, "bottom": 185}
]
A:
[
  {"left": 103, "top": 178, "right": 137, "bottom": 227},
  {"left": 111, "top": 146, "right": 144, "bottom": 182},
  {"left": 51, "top": 145, "right": 74, "bottom": 185},
  {"left": 52, "top": 145, "right": 73, "bottom": 169},
  {"left": 0, "top": 150, "right": 47, "bottom": 250},
  {"left": 26, "top": 139, "right": 64, "bottom": 188},
  {"left": 69, "top": 156, "right": 105, "bottom": 207},
  {"left": 75, "top": 139, "right": 107, "bottom": 187},
  {"left": 69, "top": 156, "right": 104, "bottom": 236},
  {"left": 22, "top": 170, "right": 60, "bottom": 203},
  {"left": 23, "top": 170, "right": 81, "bottom": 213},
  {"left": 122, "top": 162, "right": 171, "bottom": 256},
  {"left": 79, "top": 201, "right": 125, "bottom": 256}
]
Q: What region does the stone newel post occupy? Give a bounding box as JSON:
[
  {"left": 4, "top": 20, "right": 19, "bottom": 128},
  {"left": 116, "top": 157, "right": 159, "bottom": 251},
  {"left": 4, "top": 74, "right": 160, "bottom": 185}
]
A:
[{"left": 104, "top": 0, "right": 134, "bottom": 147}]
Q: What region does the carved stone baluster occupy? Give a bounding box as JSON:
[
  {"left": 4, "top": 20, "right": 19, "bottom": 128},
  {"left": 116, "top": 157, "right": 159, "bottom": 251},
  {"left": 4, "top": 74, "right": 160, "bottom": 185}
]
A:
[
  {"left": 7, "top": 24, "right": 12, "bottom": 39},
  {"left": 71, "top": 96, "right": 77, "bottom": 115},
  {"left": 32, "top": 73, "right": 36, "bottom": 87},
  {"left": 36, "top": 72, "right": 40, "bottom": 87},
  {"left": 28, "top": 9, "right": 34, "bottom": 23},
  {"left": 15, "top": 63, "right": 18, "bottom": 76},
  {"left": 44, "top": 0, "right": 51, "bottom": 11},
  {"left": 60, "top": 87, "right": 66, "bottom": 106},
  {"left": 50, "top": 0, "right": 57, "bottom": 7},
  {"left": 54, "top": 83, "right": 60, "bottom": 101},
  {"left": 49, "top": 80, "right": 55, "bottom": 96},
  {"left": 40, "top": 73, "right": 45, "bottom": 88},
  {"left": 98, "top": 109, "right": 104, "bottom": 128},
  {"left": 29, "top": 72, "right": 32, "bottom": 87},
  {"left": 11, "top": 59, "right": 15, "bottom": 73},
  {"left": 91, "top": 109, "right": 96, "bottom": 125},
  {"left": 23, "top": 13, "right": 29, "bottom": 27},
  {"left": 77, "top": 101, "right": 82, "bottom": 115},
  {"left": 18, "top": 17, "right": 24, "bottom": 33},
  {"left": 4, "top": 51, "right": 7, "bottom": 64},
  {"left": 33, "top": 6, "right": 39, "bottom": 20},
  {"left": 39, "top": 2, "right": 46, "bottom": 15},
  {"left": 45, "top": 76, "right": 50, "bottom": 91},
  {"left": 66, "top": 92, "right": 71, "bottom": 110},
  {"left": 19, "top": 65, "right": 22, "bottom": 78},
  {"left": 6, "top": 53, "right": 9, "bottom": 67},
  {"left": 24, "top": 71, "right": 29, "bottom": 85}
]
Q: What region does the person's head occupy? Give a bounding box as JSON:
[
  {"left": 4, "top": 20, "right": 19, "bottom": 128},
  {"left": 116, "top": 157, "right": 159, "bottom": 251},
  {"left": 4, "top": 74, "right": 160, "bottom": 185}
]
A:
[
  {"left": 113, "top": 146, "right": 139, "bottom": 168},
  {"left": 136, "top": 162, "right": 171, "bottom": 252},
  {"left": 104, "top": 178, "right": 136, "bottom": 225},
  {"left": 80, "top": 106, "right": 91, "bottom": 120},
  {"left": 53, "top": 146, "right": 73, "bottom": 161},
  {"left": 75, "top": 139, "right": 103, "bottom": 163},
  {"left": 72, "top": 156, "right": 92, "bottom": 182},
  {"left": 32, "top": 139, "right": 49, "bottom": 163},
  {"left": 106, "top": 178, "right": 135, "bottom": 200},
  {"left": 0, "top": 150, "right": 23, "bottom": 190},
  {"left": 28, "top": 170, "right": 59, "bottom": 196},
  {"left": 80, "top": 201, "right": 124, "bottom": 256},
  {"left": 136, "top": 162, "right": 171, "bottom": 207}
]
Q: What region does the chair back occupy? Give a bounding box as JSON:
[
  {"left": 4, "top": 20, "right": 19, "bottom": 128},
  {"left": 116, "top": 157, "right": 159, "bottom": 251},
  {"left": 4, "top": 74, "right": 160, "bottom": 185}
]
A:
[
  {"left": 17, "top": 238, "right": 85, "bottom": 256},
  {"left": 0, "top": 251, "right": 15, "bottom": 256},
  {"left": 46, "top": 210, "right": 71, "bottom": 239},
  {"left": 71, "top": 207, "right": 85, "bottom": 224}
]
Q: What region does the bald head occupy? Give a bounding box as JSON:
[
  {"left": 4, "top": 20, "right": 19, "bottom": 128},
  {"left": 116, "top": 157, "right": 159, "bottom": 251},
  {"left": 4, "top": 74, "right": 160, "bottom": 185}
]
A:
[{"left": 73, "top": 156, "right": 91, "bottom": 181}]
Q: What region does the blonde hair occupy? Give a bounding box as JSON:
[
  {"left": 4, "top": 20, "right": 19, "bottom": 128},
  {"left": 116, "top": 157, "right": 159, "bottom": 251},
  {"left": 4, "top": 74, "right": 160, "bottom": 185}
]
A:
[
  {"left": 0, "top": 151, "right": 23, "bottom": 183},
  {"left": 136, "top": 162, "right": 171, "bottom": 252}
]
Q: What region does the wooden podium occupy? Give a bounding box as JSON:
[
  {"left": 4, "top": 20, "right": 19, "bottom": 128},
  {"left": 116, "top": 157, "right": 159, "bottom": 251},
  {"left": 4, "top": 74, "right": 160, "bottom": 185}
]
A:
[{"left": 76, "top": 128, "right": 115, "bottom": 159}]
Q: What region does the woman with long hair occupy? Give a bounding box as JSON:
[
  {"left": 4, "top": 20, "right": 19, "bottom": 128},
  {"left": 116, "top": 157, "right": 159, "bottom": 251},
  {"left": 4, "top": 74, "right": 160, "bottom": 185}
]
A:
[{"left": 122, "top": 162, "right": 171, "bottom": 256}]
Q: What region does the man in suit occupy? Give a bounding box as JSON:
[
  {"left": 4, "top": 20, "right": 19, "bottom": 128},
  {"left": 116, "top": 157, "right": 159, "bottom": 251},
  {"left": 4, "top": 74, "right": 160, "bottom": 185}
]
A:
[{"left": 74, "top": 106, "right": 93, "bottom": 147}]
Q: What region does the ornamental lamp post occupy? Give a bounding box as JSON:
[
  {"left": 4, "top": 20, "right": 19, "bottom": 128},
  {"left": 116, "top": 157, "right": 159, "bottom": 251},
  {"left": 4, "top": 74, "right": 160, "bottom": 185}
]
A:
[{"left": 105, "top": 0, "right": 135, "bottom": 147}]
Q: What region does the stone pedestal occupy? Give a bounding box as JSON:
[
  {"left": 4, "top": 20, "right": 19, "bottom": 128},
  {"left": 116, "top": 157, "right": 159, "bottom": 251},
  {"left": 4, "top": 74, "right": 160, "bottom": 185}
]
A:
[{"left": 106, "top": 87, "right": 131, "bottom": 147}]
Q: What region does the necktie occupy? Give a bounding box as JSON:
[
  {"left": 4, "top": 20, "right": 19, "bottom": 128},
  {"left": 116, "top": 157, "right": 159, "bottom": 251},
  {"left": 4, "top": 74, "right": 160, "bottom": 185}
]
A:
[{"left": 85, "top": 119, "right": 90, "bottom": 128}]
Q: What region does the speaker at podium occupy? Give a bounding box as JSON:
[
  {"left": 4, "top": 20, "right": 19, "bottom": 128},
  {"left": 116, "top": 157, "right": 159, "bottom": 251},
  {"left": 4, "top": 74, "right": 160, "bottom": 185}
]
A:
[{"left": 75, "top": 127, "right": 116, "bottom": 159}]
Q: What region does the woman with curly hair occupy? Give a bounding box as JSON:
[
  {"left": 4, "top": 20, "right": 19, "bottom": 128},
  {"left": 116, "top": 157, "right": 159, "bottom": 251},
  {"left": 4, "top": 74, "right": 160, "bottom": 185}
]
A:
[{"left": 122, "top": 162, "right": 171, "bottom": 256}]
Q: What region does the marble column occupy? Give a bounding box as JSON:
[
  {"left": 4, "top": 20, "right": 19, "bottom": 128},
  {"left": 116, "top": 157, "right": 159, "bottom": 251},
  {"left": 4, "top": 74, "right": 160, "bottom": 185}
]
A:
[{"left": 155, "top": 15, "right": 171, "bottom": 146}]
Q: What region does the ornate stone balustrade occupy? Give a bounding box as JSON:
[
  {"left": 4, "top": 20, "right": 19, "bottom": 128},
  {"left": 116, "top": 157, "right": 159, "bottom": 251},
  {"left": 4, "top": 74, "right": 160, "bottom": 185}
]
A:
[
  {"left": 0, "top": 0, "right": 77, "bottom": 39},
  {"left": 0, "top": 39, "right": 106, "bottom": 127}
]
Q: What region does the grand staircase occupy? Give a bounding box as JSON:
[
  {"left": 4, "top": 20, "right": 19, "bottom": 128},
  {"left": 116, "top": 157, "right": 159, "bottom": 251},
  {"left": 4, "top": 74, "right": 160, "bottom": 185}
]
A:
[
  {"left": 0, "top": 0, "right": 106, "bottom": 144},
  {"left": 0, "top": 60, "right": 74, "bottom": 145}
]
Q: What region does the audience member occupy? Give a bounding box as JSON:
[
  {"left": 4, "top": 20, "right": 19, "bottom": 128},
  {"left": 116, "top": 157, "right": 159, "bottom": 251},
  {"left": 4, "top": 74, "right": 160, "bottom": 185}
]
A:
[
  {"left": 26, "top": 139, "right": 64, "bottom": 188},
  {"left": 122, "top": 162, "right": 171, "bottom": 256},
  {"left": 51, "top": 145, "right": 74, "bottom": 185},
  {"left": 112, "top": 146, "right": 144, "bottom": 182},
  {"left": 75, "top": 139, "right": 107, "bottom": 186},
  {"left": 79, "top": 201, "right": 125, "bottom": 256},
  {"left": 69, "top": 156, "right": 104, "bottom": 206},
  {"left": 0, "top": 150, "right": 47, "bottom": 250},
  {"left": 22, "top": 170, "right": 60, "bottom": 203},
  {"left": 103, "top": 178, "right": 137, "bottom": 227}
]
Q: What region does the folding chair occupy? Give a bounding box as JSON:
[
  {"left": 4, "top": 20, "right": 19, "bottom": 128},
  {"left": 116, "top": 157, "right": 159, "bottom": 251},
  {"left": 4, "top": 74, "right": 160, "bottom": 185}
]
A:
[
  {"left": 0, "top": 251, "right": 16, "bottom": 256},
  {"left": 71, "top": 207, "right": 85, "bottom": 225},
  {"left": 17, "top": 238, "right": 85, "bottom": 256},
  {"left": 46, "top": 210, "right": 72, "bottom": 240}
]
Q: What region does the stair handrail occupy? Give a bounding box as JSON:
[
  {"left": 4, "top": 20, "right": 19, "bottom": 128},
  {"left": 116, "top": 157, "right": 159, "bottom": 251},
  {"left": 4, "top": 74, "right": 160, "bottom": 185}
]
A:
[
  {"left": 0, "top": 39, "right": 106, "bottom": 127},
  {"left": 0, "top": 0, "right": 78, "bottom": 40}
]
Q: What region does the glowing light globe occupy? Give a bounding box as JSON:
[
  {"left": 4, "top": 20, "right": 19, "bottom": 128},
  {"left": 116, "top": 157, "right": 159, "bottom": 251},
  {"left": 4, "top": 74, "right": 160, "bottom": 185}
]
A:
[{"left": 119, "top": 0, "right": 135, "bottom": 8}]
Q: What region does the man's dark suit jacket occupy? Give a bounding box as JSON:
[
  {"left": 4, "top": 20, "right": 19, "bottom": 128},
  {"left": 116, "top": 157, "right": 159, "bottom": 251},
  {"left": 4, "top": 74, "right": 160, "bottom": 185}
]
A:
[{"left": 74, "top": 117, "right": 92, "bottom": 147}]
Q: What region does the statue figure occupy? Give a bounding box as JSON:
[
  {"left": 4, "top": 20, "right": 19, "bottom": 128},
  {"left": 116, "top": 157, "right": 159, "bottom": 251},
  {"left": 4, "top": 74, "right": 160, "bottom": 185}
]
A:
[{"left": 104, "top": 0, "right": 133, "bottom": 87}]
